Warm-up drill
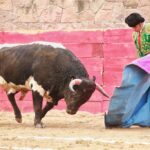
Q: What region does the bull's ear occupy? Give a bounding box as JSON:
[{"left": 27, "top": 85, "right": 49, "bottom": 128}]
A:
[{"left": 92, "top": 76, "right": 96, "bottom": 82}]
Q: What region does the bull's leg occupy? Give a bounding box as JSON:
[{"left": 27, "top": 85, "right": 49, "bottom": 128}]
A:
[
  {"left": 7, "top": 93, "right": 22, "bottom": 123},
  {"left": 32, "top": 91, "right": 43, "bottom": 128},
  {"left": 41, "top": 102, "right": 54, "bottom": 119}
]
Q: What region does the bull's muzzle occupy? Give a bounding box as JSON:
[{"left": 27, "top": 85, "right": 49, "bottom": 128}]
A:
[{"left": 66, "top": 109, "right": 77, "bottom": 115}]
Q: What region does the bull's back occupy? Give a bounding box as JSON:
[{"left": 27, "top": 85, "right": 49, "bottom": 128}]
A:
[{"left": 0, "top": 43, "right": 88, "bottom": 85}]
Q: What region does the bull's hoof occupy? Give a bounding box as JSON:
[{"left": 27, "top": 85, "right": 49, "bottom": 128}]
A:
[
  {"left": 35, "top": 122, "right": 44, "bottom": 128},
  {"left": 15, "top": 117, "right": 22, "bottom": 123}
]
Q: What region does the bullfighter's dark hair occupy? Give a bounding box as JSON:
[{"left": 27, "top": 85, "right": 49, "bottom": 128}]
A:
[{"left": 125, "top": 13, "right": 145, "bottom": 27}]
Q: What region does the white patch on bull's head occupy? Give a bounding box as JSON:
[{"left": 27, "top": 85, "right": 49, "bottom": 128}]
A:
[
  {"left": 28, "top": 76, "right": 45, "bottom": 97},
  {"left": 0, "top": 41, "right": 65, "bottom": 49}
]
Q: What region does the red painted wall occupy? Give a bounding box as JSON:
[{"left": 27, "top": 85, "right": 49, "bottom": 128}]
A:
[{"left": 0, "top": 29, "right": 137, "bottom": 113}]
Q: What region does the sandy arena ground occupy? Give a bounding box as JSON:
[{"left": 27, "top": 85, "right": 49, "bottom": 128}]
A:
[{"left": 0, "top": 110, "right": 150, "bottom": 150}]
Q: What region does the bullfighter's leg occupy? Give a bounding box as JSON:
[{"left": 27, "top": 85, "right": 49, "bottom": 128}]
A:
[
  {"left": 41, "top": 102, "right": 54, "bottom": 119},
  {"left": 7, "top": 93, "right": 22, "bottom": 123},
  {"left": 32, "top": 91, "right": 43, "bottom": 128}
]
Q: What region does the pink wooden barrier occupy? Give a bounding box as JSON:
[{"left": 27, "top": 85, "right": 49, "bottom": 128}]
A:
[{"left": 0, "top": 29, "right": 137, "bottom": 113}]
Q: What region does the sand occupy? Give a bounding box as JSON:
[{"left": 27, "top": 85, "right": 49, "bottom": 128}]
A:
[{"left": 0, "top": 110, "right": 150, "bottom": 150}]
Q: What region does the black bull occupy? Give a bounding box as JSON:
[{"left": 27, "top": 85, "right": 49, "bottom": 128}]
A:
[{"left": 0, "top": 43, "right": 109, "bottom": 127}]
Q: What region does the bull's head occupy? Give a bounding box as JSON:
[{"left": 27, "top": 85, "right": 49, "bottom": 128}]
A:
[{"left": 64, "top": 77, "right": 109, "bottom": 115}]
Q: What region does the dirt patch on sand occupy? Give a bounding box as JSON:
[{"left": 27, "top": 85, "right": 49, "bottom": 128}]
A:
[{"left": 0, "top": 110, "right": 150, "bottom": 150}]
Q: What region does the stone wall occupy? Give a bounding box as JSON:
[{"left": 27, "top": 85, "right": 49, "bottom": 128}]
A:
[{"left": 0, "top": 0, "right": 150, "bottom": 32}]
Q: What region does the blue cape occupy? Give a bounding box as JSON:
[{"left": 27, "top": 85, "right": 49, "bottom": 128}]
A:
[{"left": 105, "top": 55, "right": 150, "bottom": 128}]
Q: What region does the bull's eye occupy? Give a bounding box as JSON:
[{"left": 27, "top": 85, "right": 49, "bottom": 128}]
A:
[{"left": 71, "top": 92, "right": 76, "bottom": 96}]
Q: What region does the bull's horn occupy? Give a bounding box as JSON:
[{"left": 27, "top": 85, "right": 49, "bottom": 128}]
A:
[
  {"left": 69, "top": 79, "right": 82, "bottom": 92},
  {"left": 96, "top": 83, "right": 109, "bottom": 98}
]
